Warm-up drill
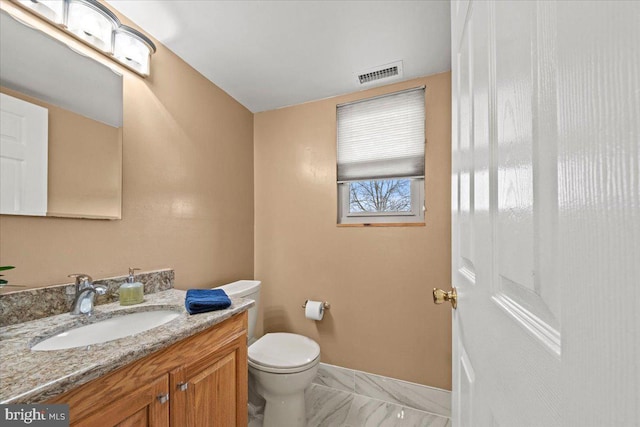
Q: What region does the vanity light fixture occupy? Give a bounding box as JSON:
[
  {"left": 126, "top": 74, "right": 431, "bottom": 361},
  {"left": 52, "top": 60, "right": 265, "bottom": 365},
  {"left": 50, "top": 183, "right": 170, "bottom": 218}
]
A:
[
  {"left": 13, "top": 0, "right": 156, "bottom": 76},
  {"left": 18, "top": 0, "right": 64, "bottom": 24},
  {"left": 66, "top": 0, "right": 118, "bottom": 53},
  {"left": 113, "top": 25, "right": 156, "bottom": 76}
]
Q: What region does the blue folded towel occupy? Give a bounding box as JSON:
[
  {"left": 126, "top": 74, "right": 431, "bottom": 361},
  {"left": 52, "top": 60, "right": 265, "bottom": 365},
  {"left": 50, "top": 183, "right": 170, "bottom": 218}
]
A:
[{"left": 185, "top": 289, "right": 232, "bottom": 315}]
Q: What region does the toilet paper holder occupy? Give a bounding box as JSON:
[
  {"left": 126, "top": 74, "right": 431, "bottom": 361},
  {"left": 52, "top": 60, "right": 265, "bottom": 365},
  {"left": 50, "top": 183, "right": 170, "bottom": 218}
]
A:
[{"left": 302, "top": 300, "right": 331, "bottom": 310}]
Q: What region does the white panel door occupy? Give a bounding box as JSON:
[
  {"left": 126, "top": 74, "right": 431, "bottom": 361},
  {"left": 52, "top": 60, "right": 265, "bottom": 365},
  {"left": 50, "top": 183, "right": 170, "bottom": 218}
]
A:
[
  {"left": 449, "top": 1, "right": 639, "bottom": 426},
  {"left": 0, "top": 93, "right": 48, "bottom": 216}
]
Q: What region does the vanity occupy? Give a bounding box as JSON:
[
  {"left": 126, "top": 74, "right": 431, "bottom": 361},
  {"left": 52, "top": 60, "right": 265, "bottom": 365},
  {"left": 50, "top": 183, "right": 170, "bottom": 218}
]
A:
[{"left": 0, "top": 279, "right": 253, "bottom": 427}]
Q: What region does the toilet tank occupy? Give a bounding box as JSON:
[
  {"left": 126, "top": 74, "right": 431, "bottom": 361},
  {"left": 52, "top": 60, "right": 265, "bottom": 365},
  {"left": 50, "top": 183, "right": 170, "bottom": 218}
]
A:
[{"left": 214, "top": 280, "right": 261, "bottom": 343}]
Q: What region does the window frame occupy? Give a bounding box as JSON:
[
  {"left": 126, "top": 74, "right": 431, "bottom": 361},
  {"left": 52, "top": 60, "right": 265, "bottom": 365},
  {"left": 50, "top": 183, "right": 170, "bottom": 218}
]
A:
[{"left": 337, "top": 178, "right": 425, "bottom": 225}]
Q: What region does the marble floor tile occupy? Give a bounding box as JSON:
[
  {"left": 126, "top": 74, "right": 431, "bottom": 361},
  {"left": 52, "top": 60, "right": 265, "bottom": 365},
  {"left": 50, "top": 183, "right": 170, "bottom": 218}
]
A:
[
  {"left": 342, "top": 395, "right": 451, "bottom": 427},
  {"left": 313, "top": 363, "right": 356, "bottom": 393},
  {"left": 249, "top": 383, "right": 451, "bottom": 427},
  {"left": 355, "top": 372, "right": 451, "bottom": 417},
  {"left": 248, "top": 401, "right": 264, "bottom": 425},
  {"left": 306, "top": 384, "right": 354, "bottom": 427}
]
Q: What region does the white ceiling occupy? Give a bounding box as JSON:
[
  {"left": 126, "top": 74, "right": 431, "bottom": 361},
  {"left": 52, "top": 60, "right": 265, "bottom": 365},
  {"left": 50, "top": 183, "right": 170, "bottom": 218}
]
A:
[{"left": 106, "top": 1, "right": 451, "bottom": 113}]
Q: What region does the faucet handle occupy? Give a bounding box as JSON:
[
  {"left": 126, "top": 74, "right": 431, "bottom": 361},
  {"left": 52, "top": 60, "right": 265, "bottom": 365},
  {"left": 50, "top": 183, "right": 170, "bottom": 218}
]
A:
[{"left": 68, "top": 273, "right": 93, "bottom": 290}]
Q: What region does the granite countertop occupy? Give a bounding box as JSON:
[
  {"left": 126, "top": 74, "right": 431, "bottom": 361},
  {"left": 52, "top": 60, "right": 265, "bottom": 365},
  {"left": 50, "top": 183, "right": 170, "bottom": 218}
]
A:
[{"left": 0, "top": 289, "right": 254, "bottom": 404}]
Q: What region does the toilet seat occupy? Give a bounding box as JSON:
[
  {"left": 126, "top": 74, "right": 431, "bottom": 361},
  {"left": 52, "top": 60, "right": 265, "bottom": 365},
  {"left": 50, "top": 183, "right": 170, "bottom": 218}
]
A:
[
  {"left": 248, "top": 355, "right": 320, "bottom": 374},
  {"left": 249, "top": 333, "right": 320, "bottom": 374}
]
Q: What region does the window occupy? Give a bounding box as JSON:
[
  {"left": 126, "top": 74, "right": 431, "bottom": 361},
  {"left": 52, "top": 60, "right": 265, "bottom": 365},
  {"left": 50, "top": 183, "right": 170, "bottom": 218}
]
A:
[{"left": 337, "top": 87, "right": 425, "bottom": 225}]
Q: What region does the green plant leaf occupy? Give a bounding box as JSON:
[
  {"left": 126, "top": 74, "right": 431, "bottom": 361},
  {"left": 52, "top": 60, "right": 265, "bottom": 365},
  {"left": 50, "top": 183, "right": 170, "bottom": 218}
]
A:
[{"left": 0, "top": 266, "right": 15, "bottom": 271}]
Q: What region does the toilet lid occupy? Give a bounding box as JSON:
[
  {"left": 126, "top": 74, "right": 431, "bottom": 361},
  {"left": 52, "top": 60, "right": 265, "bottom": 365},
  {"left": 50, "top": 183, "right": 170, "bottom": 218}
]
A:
[{"left": 248, "top": 333, "right": 320, "bottom": 369}]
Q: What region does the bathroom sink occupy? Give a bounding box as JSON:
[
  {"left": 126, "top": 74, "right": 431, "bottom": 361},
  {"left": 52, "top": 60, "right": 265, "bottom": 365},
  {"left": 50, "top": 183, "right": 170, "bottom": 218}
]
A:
[{"left": 31, "top": 310, "right": 181, "bottom": 351}]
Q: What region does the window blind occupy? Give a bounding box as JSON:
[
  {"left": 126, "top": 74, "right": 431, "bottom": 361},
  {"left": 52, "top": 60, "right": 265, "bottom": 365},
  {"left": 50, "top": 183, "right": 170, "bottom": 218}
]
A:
[{"left": 337, "top": 87, "right": 425, "bottom": 183}]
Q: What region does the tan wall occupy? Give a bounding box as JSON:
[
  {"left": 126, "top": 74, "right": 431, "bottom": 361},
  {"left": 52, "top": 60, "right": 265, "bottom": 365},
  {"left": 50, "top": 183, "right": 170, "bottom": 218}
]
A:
[
  {"left": 0, "top": 2, "right": 254, "bottom": 289},
  {"left": 254, "top": 73, "right": 452, "bottom": 389}
]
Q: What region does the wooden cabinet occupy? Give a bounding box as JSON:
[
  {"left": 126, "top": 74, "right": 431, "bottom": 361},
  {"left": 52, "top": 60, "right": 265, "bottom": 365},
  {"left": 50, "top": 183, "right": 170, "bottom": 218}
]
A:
[
  {"left": 170, "top": 334, "right": 247, "bottom": 427},
  {"left": 74, "top": 376, "right": 169, "bottom": 427},
  {"left": 49, "top": 312, "right": 248, "bottom": 427}
]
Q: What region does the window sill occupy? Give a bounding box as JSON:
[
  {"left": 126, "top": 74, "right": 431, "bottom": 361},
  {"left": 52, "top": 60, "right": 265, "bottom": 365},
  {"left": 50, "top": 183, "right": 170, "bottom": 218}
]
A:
[{"left": 337, "top": 222, "right": 425, "bottom": 228}]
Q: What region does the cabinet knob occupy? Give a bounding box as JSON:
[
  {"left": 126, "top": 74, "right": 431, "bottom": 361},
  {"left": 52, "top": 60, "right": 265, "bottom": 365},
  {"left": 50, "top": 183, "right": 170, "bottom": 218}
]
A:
[
  {"left": 157, "top": 393, "right": 169, "bottom": 404},
  {"left": 177, "top": 382, "right": 189, "bottom": 391}
]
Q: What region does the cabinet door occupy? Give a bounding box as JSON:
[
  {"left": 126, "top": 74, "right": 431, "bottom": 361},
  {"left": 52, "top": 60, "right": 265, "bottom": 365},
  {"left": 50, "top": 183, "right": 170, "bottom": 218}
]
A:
[
  {"left": 73, "top": 375, "right": 169, "bottom": 427},
  {"left": 189, "top": 352, "right": 237, "bottom": 426},
  {"left": 172, "top": 336, "right": 247, "bottom": 427}
]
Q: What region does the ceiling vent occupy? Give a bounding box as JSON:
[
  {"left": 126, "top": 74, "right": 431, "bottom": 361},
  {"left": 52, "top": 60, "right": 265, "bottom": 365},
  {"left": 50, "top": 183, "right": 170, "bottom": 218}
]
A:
[{"left": 356, "top": 61, "right": 403, "bottom": 86}]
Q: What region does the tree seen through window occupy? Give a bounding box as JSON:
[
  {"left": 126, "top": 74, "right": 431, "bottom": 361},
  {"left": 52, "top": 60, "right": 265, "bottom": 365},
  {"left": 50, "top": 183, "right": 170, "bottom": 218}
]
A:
[{"left": 349, "top": 179, "right": 411, "bottom": 213}]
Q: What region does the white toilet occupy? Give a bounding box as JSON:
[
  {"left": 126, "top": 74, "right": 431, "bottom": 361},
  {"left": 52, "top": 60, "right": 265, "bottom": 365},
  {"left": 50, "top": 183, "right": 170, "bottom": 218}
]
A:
[{"left": 215, "top": 280, "right": 320, "bottom": 427}]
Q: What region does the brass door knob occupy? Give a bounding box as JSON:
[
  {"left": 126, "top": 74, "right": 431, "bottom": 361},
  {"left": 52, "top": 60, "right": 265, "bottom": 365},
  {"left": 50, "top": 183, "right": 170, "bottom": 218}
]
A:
[{"left": 433, "top": 288, "right": 457, "bottom": 309}]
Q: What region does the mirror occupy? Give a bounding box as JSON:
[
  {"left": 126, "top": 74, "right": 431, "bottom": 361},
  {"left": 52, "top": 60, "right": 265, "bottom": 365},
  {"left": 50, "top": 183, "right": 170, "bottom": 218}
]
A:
[{"left": 0, "top": 9, "right": 122, "bottom": 219}]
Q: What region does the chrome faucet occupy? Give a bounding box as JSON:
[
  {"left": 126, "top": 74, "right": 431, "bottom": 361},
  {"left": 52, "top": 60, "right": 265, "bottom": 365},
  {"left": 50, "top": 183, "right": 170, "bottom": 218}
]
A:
[{"left": 69, "top": 274, "right": 107, "bottom": 315}]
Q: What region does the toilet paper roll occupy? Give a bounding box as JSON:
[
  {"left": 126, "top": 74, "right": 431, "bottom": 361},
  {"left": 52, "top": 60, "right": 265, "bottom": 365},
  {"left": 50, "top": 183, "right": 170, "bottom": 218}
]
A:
[{"left": 305, "top": 300, "right": 324, "bottom": 321}]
